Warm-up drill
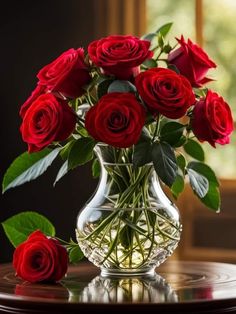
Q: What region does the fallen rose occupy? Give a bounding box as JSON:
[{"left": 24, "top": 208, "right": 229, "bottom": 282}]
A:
[{"left": 13, "top": 230, "right": 68, "bottom": 283}]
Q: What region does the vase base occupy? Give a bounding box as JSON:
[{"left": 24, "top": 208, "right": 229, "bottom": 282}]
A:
[{"left": 100, "top": 267, "right": 156, "bottom": 277}]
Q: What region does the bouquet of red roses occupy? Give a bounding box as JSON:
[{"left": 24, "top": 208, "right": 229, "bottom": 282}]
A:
[
  {"left": 3, "top": 23, "right": 233, "bottom": 210},
  {"left": 1, "top": 23, "right": 234, "bottom": 282}
]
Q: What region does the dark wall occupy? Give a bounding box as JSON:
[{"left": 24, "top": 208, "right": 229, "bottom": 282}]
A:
[{"left": 0, "top": 0, "right": 99, "bottom": 263}]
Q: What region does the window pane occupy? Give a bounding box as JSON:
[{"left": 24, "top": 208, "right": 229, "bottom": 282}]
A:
[
  {"left": 201, "top": 0, "right": 236, "bottom": 178},
  {"left": 147, "top": 0, "right": 195, "bottom": 41},
  {"left": 146, "top": 0, "right": 236, "bottom": 178}
]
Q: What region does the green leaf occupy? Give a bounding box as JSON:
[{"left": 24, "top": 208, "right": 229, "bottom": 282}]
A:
[
  {"left": 174, "top": 135, "right": 187, "bottom": 147},
  {"left": 141, "top": 32, "right": 156, "bottom": 41},
  {"left": 201, "top": 184, "right": 220, "bottom": 212},
  {"left": 160, "top": 121, "right": 185, "bottom": 145},
  {"left": 142, "top": 58, "right": 157, "bottom": 69},
  {"left": 108, "top": 80, "right": 137, "bottom": 94},
  {"left": 187, "top": 161, "right": 219, "bottom": 187},
  {"left": 60, "top": 141, "right": 75, "bottom": 160},
  {"left": 68, "top": 245, "right": 84, "bottom": 264},
  {"left": 119, "top": 225, "right": 133, "bottom": 249},
  {"left": 139, "top": 127, "right": 152, "bottom": 142},
  {"left": 92, "top": 158, "right": 101, "bottom": 178},
  {"left": 54, "top": 161, "right": 69, "bottom": 186},
  {"left": 152, "top": 142, "right": 177, "bottom": 187},
  {"left": 168, "top": 64, "right": 180, "bottom": 74},
  {"left": 69, "top": 98, "right": 79, "bottom": 112},
  {"left": 187, "top": 161, "right": 220, "bottom": 211},
  {"left": 193, "top": 87, "right": 208, "bottom": 98},
  {"left": 171, "top": 174, "right": 185, "bottom": 199},
  {"left": 97, "top": 78, "right": 114, "bottom": 99},
  {"left": 2, "top": 148, "right": 61, "bottom": 193},
  {"left": 68, "top": 137, "right": 96, "bottom": 169},
  {"left": 77, "top": 126, "right": 88, "bottom": 137},
  {"left": 133, "top": 141, "right": 152, "bottom": 167},
  {"left": 156, "top": 22, "right": 173, "bottom": 37},
  {"left": 177, "top": 154, "right": 186, "bottom": 174},
  {"left": 163, "top": 44, "right": 172, "bottom": 54},
  {"left": 187, "top": 168, "right": 209, "bottom": 198},
  {"left": 145, "top": 112, "right": 155, "bottom": 125},
  {"left": 184, "top": 139, "right": 205, "bottom": 161},
  {"left": 2, "top": 211, "right": 55, "bottom": 248},
  {"left": 157, "top": 34, "right": 164, "bottom": 48}
]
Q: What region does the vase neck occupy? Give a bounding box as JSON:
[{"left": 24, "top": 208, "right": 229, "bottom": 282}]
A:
[
  {"left": 94, "top": 144, "right": 133, "bottom": 165},
  {"left": 89, "top": 144, "right": 176, "bottom": 212}
]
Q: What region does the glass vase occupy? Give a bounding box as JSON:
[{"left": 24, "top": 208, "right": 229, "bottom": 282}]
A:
[{"left": 76, "top": 144, "right": 182, "bottom": 276}]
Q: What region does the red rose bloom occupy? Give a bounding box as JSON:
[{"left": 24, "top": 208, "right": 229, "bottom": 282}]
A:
[
  {"left": 20, "top": 93, "right": 76, "bottom": 152},
  {"left": 85, "top": 92, "right": 146, "bottom": 148},
  {"left": 20, "top": 85, "right": 46, "bottom": 118},
  {"left": 168, "top": 36, "right": 216, "bottom": 87},
  {"left": 37, "top": 48, "right": 91, "bottom": 98},
  {"left": 13, "top": 230, "right": 68, "bottom": 283},
  {"left": 192, "top": 90, "right": 234, "bottom": 147},
  {"left": 135, "top": 67, "right": 195, "bottom": 119},
  {"left": 88, "top": 35, "right": 153, "bottom": 80}
]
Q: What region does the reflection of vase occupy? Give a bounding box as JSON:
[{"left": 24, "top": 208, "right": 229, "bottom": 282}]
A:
[
  {"left": 78, "top": 273, "right": 178, "bottom": 303},
  {"left": 76, "top": 144, "right": 182, "bottom": 276}
]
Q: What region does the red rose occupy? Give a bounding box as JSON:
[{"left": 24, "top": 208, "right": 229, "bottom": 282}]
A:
[
  {"left": 192, "top": 90, "right": 234, "bottom": 147},
  {"left": 37, "top": 48, "right": 91, "bottom": 98},
  {"left": 88, "top": 35, "right": 153, "bottom": 80},
  {"left": 135, "top": 67, "right": 195, "bottom": 119},
  {"left": 19, "top": 85, "right": 46, "bottom": 118},
  {"left": 20, "top": 93, "right": 76, "bottom": 152},
  {"left": 85, "top": 92, "right": 146, "bottom": 148},
  {"left": 168, "top": 36, "right": 216, "bottom": 87},
  {"left": 13, "top": 230, "right": 68, "bottom": 283}
]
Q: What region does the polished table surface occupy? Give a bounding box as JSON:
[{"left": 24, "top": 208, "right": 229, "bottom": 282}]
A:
[{"left": 1, "top": 261, "right": 236, "bottom": 313}]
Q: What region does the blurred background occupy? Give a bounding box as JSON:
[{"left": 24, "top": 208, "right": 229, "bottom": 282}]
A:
[{"left": 0, "top": 0, "right": 236, "bottom": 263}]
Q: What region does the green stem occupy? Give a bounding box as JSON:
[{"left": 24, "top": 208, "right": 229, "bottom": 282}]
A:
[
  {"left": 151, "top": 115, "right": 160, "bottom": 143},
  {"left": 81, "top": 210, "right": 121, "bottom": 240}
]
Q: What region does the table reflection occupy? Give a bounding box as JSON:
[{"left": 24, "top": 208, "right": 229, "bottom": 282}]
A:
[
  {"left": 14, "top": 281, "right": 69, "bottom": 300},
  {"left": 64, "top": 273, "right": 178, "bottom": 303}
]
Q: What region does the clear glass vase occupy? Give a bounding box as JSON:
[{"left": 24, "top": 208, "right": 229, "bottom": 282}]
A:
[{"left": 76, "top": 144, "right": 182, "bottom": 276}]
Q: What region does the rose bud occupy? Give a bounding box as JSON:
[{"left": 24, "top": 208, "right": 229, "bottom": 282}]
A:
[
  {"left": 88, "top": 35, "right": 153, "bottom": 80},
  {"left": 13, "top": 230, "right": 68, "bottom": 283},
  {"left": 85, "top": 92, "right": 146, "bottom": 148},
  {"left": 37, "top": 48, "right": 91, "bottom": 98},
  {"left": 20, "top": 93, "right": 76, "bottom": 153},
  {"left": 135, "top": 67, "right": 195, "bottom": 119},
  {"left": 192, "top": 90, "right": 234, "bottom": 147},
  {"left": 168, "top": 35, "right": 216, "bottom": 87}
]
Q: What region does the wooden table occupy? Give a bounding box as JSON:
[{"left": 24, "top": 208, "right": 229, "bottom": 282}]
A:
[{"left": 0, "top": 261, "right": 236, "bottom": 313}]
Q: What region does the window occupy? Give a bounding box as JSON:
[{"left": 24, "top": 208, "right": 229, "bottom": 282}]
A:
[{"left": 147, "top": 0, "right": 236, "bottom": 178}]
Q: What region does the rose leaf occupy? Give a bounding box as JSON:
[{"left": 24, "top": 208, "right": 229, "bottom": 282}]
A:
[
  {"left": 68, "top": 245, "right": 84, "bottom": 264},
  {"left": 152, "top": 142, "right": 178, "bottom": 187},
  {"left": 133, "top": 141, "right": 152, "bottom": 167},
  {"left": 2, "top": 148, "right": 61, "bottom": 193},
  {"left": 160, "top": 121, "right": 185, "bottom": 146},
  {"left": 2, "top": 211, "right": 55, "bottom": 248},
  {"left": 187, "top": 168, "right": 209, "bottom": 198},
  {"left": 184, "top": 139, "right": 205, "bottom": 162},
  {"left": 68, "top": 137, "right": 96, "bottom": 169},
  {"left": 171, "top": 174, "right": 185, "bottom": 199}
]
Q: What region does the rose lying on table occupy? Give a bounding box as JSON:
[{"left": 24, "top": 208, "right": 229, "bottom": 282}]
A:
[{"left": 13, "top": 230, "right": 68, "bottom": 283}]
